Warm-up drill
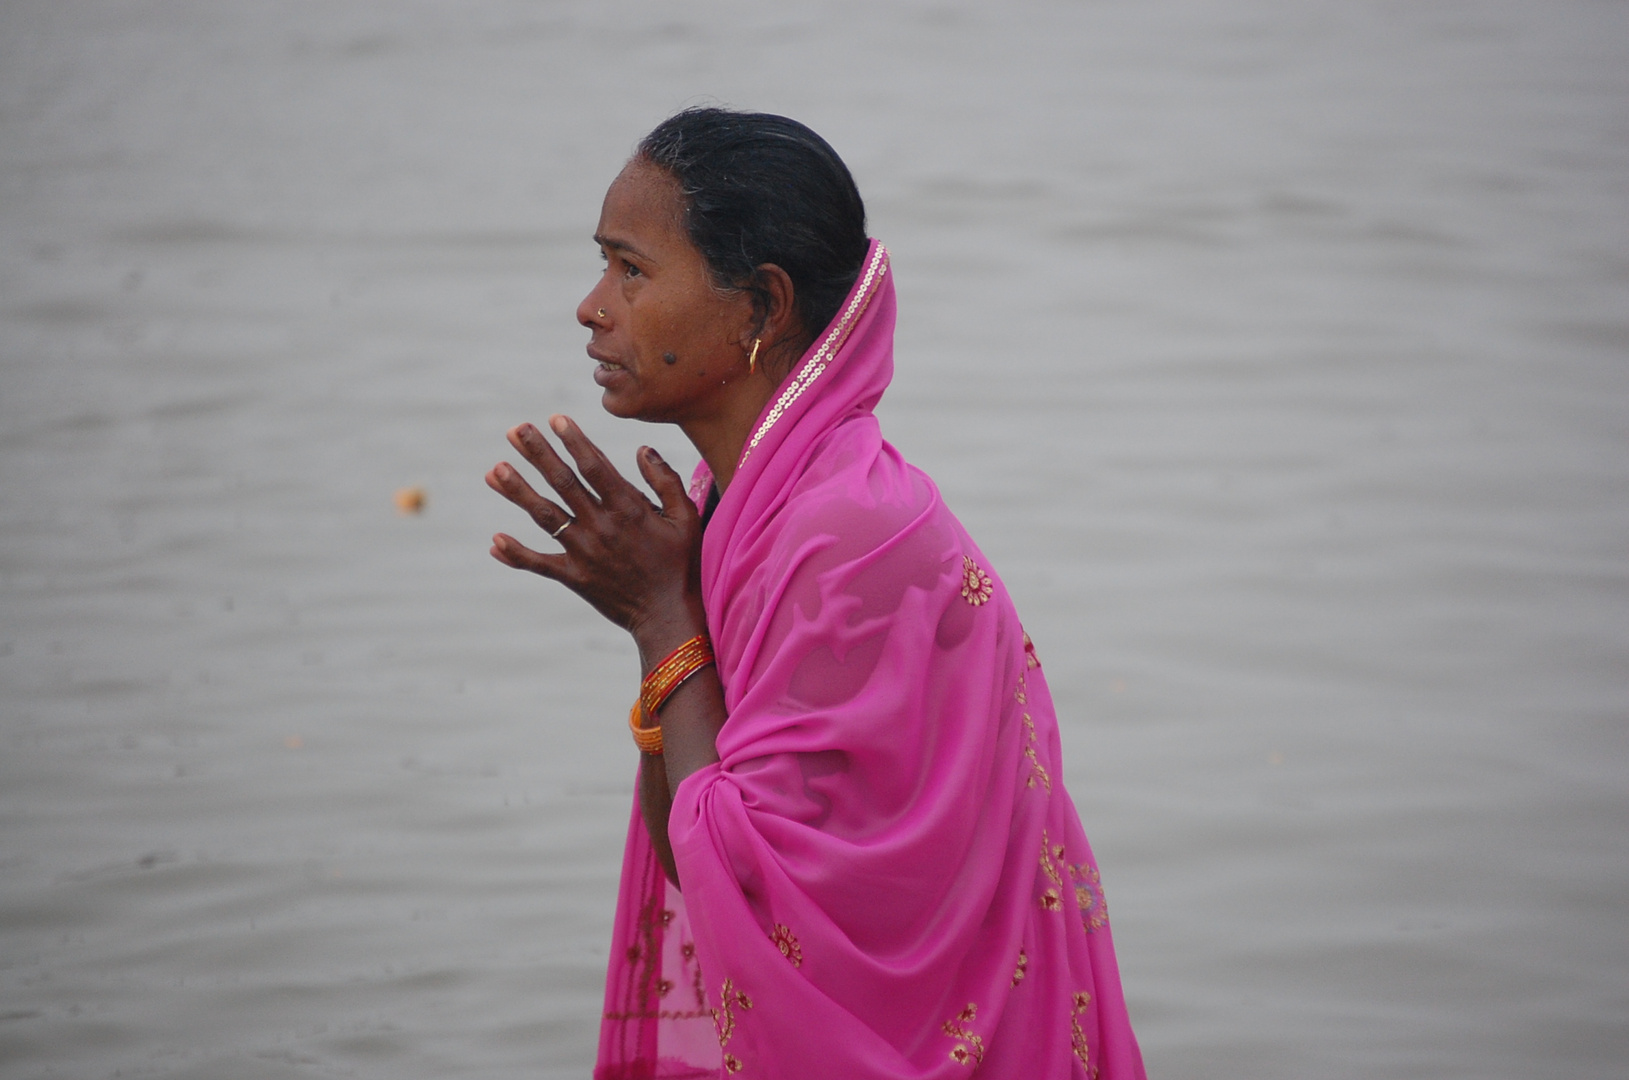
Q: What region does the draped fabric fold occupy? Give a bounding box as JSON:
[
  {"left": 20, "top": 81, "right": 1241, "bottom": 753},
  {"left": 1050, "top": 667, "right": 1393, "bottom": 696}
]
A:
[{"left": 596, "top": 241, "right": 1144, "bottom": 1079}]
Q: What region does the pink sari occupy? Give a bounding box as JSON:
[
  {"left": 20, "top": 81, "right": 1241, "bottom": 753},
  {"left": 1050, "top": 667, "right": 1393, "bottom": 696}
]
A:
[{"left": 595, "top": 242, "right": 1144, "bottom": 1079}]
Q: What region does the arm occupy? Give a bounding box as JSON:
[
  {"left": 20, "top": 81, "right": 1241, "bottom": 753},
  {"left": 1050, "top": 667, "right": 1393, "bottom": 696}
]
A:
[
  {"left": 485, "top": 416, "right": 723, "bottom": 886},
  {"left": 631, "top": 596, "right": 727, "bottom": 886}
]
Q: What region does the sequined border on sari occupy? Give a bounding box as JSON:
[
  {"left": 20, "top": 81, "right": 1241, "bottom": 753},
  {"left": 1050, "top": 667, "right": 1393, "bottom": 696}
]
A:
[{"left": 739, "top": 243, "right": 891, "bottom": 465}]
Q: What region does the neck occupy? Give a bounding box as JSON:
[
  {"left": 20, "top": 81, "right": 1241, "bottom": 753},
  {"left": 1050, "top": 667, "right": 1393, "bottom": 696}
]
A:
[
  {"left": 679, "top": 332, "right": 811, "bottom": 490},
  {"left": 679, "top": 376, "right": 777, "bottom": 491}
]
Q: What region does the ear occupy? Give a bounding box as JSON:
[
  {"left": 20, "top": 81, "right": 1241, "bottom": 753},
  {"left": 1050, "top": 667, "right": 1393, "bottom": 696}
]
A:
[{"left": 752, "top": 263, "right": 803, "bottom": 354}]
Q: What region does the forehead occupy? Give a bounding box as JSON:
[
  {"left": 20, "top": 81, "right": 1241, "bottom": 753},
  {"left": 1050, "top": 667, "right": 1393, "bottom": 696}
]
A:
[{"left": 596, "top": 161, "right": 689, "bottom": 251}]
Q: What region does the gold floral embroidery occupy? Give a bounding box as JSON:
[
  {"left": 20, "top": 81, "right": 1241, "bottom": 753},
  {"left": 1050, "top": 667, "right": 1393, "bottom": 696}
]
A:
[
  {"left": 712, "top": 977, "right": 753, "bottom": 1066},
  {"left": 1017, "top": 673, "right": 1051, "bottom": 793},
  {"left": 770, "top": 923, "right": 802, "bottom": 967},
  {"left": 1011, "top": 947, "right": 1029, "bottom": 987},
  {"left": 603, "top": 933, "right": 711, "bottom": 1022},
  {"left": 961, "top": 556, "right": 993, "bottom": 606},
  {"left": 687, "top": 943, "right": 707, "bottom": 1012},
  {"left": 1039, "top": 829, "right": 1066, "bottom": 912},
  {"left": 1071, "top": 991, "right": 1093, "bottom": 1068},
  {"left": 604, "top": 890, "right": 711, "bottom": 1022},
  {"left": 1023, "top": 630, "right": 1041, "bottom": 669},
  {"left": 1040, "top": 829, "right": 1063, "bottom": 885},
  {"left": 1024, "top": 746, "right": 1052, "bottom": 793},
  {"left": 602, "top": 879, "right": 697, "bottom": 1022},
  {"left": 942, "top": 1003, "right": 985, "bottom": 1065},
  {"left": 1070, "top": 862, "right": 1109, "bottom": 933}
]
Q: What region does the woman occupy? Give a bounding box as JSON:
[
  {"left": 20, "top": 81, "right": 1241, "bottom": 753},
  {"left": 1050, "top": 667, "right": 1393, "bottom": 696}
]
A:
[{"left": 487, "top": 108, "right": 1144, "bottom": 1079}]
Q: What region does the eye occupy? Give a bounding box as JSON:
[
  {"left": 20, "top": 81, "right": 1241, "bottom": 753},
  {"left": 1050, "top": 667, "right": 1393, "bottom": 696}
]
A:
[{"left": 623, "top": 261, "right": 642, "bottom": 279}]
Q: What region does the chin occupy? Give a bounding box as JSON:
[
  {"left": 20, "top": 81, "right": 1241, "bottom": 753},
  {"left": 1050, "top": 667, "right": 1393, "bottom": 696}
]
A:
[
  {"left": 599, "top": 389, "right": 640, "bottom": 419},
  {"left": 600, "top": 391, "right": 670, "bottom": 425}
]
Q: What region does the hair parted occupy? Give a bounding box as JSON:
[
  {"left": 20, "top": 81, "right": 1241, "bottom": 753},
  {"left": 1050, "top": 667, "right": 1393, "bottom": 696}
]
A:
[{"left": 637, "top": 107, "right": 868, "bottom": 351}]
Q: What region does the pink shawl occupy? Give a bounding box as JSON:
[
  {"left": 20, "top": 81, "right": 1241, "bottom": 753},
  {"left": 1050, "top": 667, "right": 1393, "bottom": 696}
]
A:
[{"left": 594, "top": 241, "right": 1144, "bottom": 1079}]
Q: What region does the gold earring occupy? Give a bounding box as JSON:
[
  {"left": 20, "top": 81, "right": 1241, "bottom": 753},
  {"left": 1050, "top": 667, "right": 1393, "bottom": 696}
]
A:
[
  {"left": 748, "top": 338, "right": 761, "bottom": 373},
  {"left": 597, "top": 308, "right": 607, "bottom": 319}
]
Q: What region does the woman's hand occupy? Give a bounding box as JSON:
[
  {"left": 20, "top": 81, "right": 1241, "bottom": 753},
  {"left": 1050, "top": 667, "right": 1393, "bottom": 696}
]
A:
[
  {"left": 489, "top": 416, "right": 723, "bottom": 887},
  {"left": 486, "top": 416, "right": 704, "bottom": 642}
]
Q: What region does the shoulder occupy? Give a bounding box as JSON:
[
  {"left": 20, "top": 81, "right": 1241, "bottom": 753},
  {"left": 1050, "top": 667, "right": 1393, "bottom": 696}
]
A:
[
  {"left": 711, "top": 414, "right": 980, "bottom": 643},
  {"left": 775, "top": 418, "right": 942, "bottom": 551},
  {"left": 751, "top": 422, "right": 971, "bottom": 618}
]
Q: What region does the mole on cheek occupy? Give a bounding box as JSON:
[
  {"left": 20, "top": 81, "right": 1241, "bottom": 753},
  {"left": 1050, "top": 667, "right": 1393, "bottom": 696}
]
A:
[{"left": 663, "top": 352, "right": 677, "bottom": 365}]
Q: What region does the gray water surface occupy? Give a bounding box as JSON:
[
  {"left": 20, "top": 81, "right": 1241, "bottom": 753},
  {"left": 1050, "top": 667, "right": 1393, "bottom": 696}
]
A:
[{"left": 3, "top": 2, "right": 1627, "bottom": 1077}]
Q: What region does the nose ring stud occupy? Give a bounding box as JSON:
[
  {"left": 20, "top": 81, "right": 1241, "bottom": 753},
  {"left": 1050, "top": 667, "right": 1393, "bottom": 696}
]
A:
[{"left": 597, "top": 308, "right": 607, "bottom": 319}]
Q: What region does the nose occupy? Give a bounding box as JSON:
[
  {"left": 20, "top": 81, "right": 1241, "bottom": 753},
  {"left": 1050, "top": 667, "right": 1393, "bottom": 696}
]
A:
[{"left": 577, "top": 281, "right": 610, "bottom": 328}]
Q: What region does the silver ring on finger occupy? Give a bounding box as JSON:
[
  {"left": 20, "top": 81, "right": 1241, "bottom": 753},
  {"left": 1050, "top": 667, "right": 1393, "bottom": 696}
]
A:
[{"left": 550, "top": 519, "right": 572, "bottom": 539}]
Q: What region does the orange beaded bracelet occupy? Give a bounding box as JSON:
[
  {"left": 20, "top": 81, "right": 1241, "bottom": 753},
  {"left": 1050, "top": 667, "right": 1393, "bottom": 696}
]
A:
[
  {"left": 629, "top": 701, "right": 664, "bottom": 755},
  {"left": 629, "top": 634, "right": 715, "bottom": 755}
]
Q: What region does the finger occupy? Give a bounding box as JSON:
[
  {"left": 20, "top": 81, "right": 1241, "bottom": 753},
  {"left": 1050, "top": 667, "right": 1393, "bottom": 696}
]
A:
[
  {"left": 636, "top": 446, "right": 697, "bottom": 521},
  {"left": 489, "top": 532, "right": 569, "bottom": 578},
  {"left": 485, "top": 462, "right": 574, "bottom": 536},
  {"left": 507, "top": 422, "right": 599, "bottom": 517},
  {"left": 548, "top": 415, "right": 643, "bottom": 509}
]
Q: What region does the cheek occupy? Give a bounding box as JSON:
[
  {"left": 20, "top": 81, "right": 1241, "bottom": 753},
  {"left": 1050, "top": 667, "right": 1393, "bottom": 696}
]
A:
[
  {"left": 625, "top": 307, "right": 669, "bottom": 364},
  {"left": 688, "top": 301, "right": 741, "bottom": 350},
  {"left": 649, "top": 306, "right": 705, "bottom": 361},
  {"left": 636, "top": 285, "right": 737, "bottom": 366}
]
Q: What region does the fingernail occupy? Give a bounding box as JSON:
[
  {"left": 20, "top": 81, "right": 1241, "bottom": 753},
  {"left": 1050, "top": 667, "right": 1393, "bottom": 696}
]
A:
[
  {"left": 644, "top": 447, "right": 663, "bottom": 464},
  {"left": 549, "top": 415, "right": 570, "bottom": 436}
]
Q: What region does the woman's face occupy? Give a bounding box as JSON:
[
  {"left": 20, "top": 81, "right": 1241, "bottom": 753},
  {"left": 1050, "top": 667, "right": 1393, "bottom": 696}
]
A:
[{"left": 577, "top": 161, "right": 754, "bottom": 424}]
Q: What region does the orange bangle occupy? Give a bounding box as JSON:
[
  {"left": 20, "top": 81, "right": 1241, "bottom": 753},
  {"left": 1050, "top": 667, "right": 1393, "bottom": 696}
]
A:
[
  {"left": 629, "top": 701, "right": 663, "bottom": 755},
  {"left": 639, "top": 634, "right": 715, "bottom": 718}
]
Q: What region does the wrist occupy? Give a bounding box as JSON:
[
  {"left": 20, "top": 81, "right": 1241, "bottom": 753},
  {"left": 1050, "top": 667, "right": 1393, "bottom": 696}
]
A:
[
  {"left": 631, "top": 599, "right": 709, "bottom": 673},
  {"left": 629, "top": 623, "right": 715, "bottom": 758}
]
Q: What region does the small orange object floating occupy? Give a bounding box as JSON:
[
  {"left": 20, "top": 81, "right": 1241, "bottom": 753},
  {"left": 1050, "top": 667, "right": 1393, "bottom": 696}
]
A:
[{"left": 394, "top": 486, "right": 427, "bottom": 514}]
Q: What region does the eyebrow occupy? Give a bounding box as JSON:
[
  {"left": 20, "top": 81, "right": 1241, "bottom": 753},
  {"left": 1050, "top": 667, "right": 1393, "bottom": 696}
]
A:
[{"left": 593, "top": 232, "right": 653, "bottom": 263}]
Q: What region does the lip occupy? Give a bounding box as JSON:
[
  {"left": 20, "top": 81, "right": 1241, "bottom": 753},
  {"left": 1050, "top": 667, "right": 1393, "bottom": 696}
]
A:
[{"left": 587, "top": 343, "right": 625, "bottom": 387}]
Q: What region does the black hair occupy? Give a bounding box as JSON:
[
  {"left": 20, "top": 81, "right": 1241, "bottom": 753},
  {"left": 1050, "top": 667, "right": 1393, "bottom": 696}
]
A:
[{"left": 637, "top": 107, "right": 868, "bottom": 353}]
